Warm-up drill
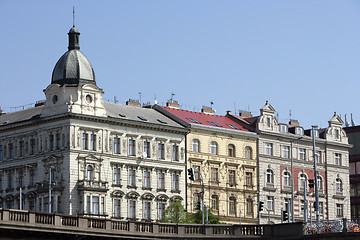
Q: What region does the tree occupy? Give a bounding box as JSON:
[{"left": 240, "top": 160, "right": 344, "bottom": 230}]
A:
[
  {"left": 190, "top": 207, "right": 222, "bottom": 224},
  {"left": 160, "top": 200, "right": 192, "bottom": 223}
]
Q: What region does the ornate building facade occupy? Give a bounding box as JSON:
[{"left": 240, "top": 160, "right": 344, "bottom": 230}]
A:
[
  {"left": 228, "top": 101, "right": 351, "bottom": 223},
  {"left": 0, "top": 25, "right": 188, "bottom": 221},
  {"left": 155, "top": 103, "right": 258, "bottom": 224}
]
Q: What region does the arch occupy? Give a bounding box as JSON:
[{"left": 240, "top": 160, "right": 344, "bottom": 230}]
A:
[
  {"left": 141, "top": 192, "right": 155, "bottom": 200},
  {"left": 282, "top": 171, "right": 291, "bottom": 187},
  {"left": 210, "top": 141, "right": 218, "bottom": 155},
  {"left": 298, "top": 172, "right": 308, "bottom": 190},
  {"left": 245, "top": 146, "right": 252, "bottom": 159},
  {"left": 25, "top": 191, "right": 37, "bottom": 199},
  {"left": 192, "top": 139, "right": 200, "bottom": 152},
  {"left": 228, "top": 144, "right": 235, "bottom": 157},
  {"left": 111, "top": 190, "right": 125, "bottom": 198},
  {"left": 5, "top": 194, "right": 14, "bottom": 202},
  {"left": 126, "top": 191, "right": 140, "bottom": 199},
  {"left": 317, "top": 175, "right": 324, "bottom": 190},
  {"left": 170, "top": 195, "right": 183, "bottom": 202},
  {"left": 156, "top": 194, "right": 169, "bottom": 202}
]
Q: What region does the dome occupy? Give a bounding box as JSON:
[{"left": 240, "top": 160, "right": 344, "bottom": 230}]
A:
[{"left": 51, "top": 26, "right": 96, "bottom": 86}]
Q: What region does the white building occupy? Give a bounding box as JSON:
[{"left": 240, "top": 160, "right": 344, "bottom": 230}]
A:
[{"left": 0, "top": 25, "right": 188, "bottom": 221}]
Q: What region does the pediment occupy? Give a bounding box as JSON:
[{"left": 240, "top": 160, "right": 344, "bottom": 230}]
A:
[
  {"left": 260, "top": 101, "right": 276, "bottom": 114},
  {"left": 126, "top": 191, "right": 140, "bottom": 199},
  {"left": 111, "top": 190, "right": 125, "bottom": 198},
  {"left": 141, "top": 192, "right": 155, "bottom": 200},
  {"left": 328, "top": 112, "right": 344, "bottom": 126},
  {"left": 156, "top": 194, "right": 169, "bottom": 202}
]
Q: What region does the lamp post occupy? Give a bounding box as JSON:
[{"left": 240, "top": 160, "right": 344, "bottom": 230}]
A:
[
  {"left": 311, "top": 125, "right": 320, "bottom": 225},
  {"left": 49, "top": 166, "right": 55, "bottom": 213},
  {"left": 194, "top": 169, "right": 205, "bottom": 224},
  {"left": 290, "top": 140, "right": 294, "bottom": 223}
]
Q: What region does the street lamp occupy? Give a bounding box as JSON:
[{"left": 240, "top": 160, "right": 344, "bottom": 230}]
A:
[
  {"left": 49, "top": 166, "right": 55, "bottom": 213},
  {"left": 311, "top": 125, "right": 320, "bottom": 225}
]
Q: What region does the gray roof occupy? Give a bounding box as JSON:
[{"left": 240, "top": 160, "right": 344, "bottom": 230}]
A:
[{"left": 0, "top": 106, "right": 43, "bottom": 126}]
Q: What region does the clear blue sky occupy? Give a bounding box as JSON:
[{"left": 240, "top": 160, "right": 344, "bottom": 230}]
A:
[{"left": 1, "top": 0, "right": 360, "bottom": 129}]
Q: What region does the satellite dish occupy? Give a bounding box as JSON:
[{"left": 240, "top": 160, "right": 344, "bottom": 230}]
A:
[{"left": 142, "top": 152, "right": 148, "bottom": 158}]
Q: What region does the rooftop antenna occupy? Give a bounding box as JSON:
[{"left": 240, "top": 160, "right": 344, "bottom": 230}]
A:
[
  {"left": 210, "top": 101, "right": 214, "bottom": 109},
  {"left": 154, "top": 94, "right": 158, "bottom": 105},
  {"left": 73, "top": 7, "right": 75, "bottom": 27},
  {"left": 289, "top": 110, "right": 292, "bottom": 120},
  {"left": 170, "top": 93, "right": 175, "bottom": 102},
  {"left": 139, "top": 92, "right": 142, "bottom": 105},
  {"left": 114, "top": 96, "right": 118, "bottom": 104},
  {"left": 345, "top": 114, "right": 349, "bottom": 127},
  {"left": 351, "top": 113, "right": 356, "bottom": 127},
  {"left": 233, "top": 103, "right": 236, "bottom": 115}
]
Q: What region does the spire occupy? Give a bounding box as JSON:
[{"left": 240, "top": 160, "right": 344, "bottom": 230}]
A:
[{"left": 68, "top": 8, "right": 80, "bottom": 50}]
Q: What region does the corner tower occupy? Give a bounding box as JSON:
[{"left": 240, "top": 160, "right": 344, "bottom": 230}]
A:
[{"left": 41, "top": 25, "right": 106, "bottom": 118}]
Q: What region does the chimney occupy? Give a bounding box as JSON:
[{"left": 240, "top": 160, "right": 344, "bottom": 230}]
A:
[
  {"left": 166, "top": 100, "right": 180, "bottom": 109},
  {"left": 0, "top": 106, "right": 3, "bottom": 115},
  {"left": 289, "top": 119, "right": 300, "bottom": 126},
  {"left": 239, "top": 110, "right": 252, "bottom": 118},
  {"left": 126, "top": 99, "right": 141, "bottom": 107},
  {"left": 201, "top": 105, "right": 215, "bottom": 115},
  {"left": 226, "top": 110, "right": 232, "bottom": 115}
]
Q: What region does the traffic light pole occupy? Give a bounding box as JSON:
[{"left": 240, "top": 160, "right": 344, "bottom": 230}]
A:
[
  {"left": 304, "top": 180, "right": 307, "bottom": 223},
  {"left": 290, "top": 141, "right": 294, "bottom": 223},
  {"left": 312, "top": 126, "right": 320, "bottom": 225}
]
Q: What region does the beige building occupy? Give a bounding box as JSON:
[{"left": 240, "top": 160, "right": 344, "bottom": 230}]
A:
[{"left": 155, "top": 103, "right": 258, "bottom": 224}]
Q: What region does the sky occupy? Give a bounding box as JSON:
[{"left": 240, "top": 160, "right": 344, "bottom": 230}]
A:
[{"left": 0, "top": 0, "right": 360, "bottom": 129}]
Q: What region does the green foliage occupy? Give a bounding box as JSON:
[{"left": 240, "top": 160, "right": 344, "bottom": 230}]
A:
[
  {"left": 160, "top": 200, "right": 192, "bottom": 223},
  {"left": 190, "top": 207, "right": 222, "bottom": 224}
]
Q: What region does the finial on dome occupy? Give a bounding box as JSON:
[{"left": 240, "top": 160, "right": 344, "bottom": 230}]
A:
[{"left": 73, "top": 7, "right": 75, "bottom": 27}]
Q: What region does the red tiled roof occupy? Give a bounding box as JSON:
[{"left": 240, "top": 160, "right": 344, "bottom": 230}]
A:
[{"left": 160, "top": 106, "right": 252, "bottom": 132}]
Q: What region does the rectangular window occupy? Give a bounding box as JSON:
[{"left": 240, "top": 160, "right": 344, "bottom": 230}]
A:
[
  {"left": 211, "top": 195, "right": 219, "bottom": 210},
  {"left": 335, "top": 153, "right": 342, "bottom": 166},
  {"left": 211, "top": 168, "right": 218, "bottom": 182},
  {"left": 129, "top": 139, "right": 135, "bottom": 156},
  {"left": 282, "top": 146, "right": 289, "bottom": 159},
  {"left": 0, "top": 145, "right": 3, "bottom": 161},
  {"left": 246, "top": 172, "right": 252, "bottom": 186},
  {"left": 113, "top": 168, "right": 120, "bottom": 185},
  {"left": 295, "top": 127, "right": 303, "bottom": 135},
  {"left": 172, "top": 145, "right": 179, "bottom": 161},
  {"left": 8, "top": 174, "right": 12, "bottom": 189},
  {"left": 56, "top": 133, "right": 60, "bottom": 150},
  {"left": 101, "top": 197, "right": 105, "bottom": 215},
  {"left": 284, "top": 198, "right": 291, "bottom": 212},
  {"left": 92, "top": 196, "right": 99, "bottom": 215},
  {"left": 193, "top": 193, "right": 200, "bottom": 210},
  {"left": 9, "top": 143, "right": 14, "bottom": 159},
  {"left": 144, "top": 202, "right": 151, "bottom": 220},
  {"left": 114, "top": 138, "right": 120, "bottom": 154},
  {"left": 229, "top": 170, "right": 236, "bottom": 186},
  {"left": 29, "top": 200, "right": 35, "bottom": 211},
  {"left": 319, "top": 202, "right": 324, "bottom": 215},
  {"left": 158, "top": 203, "right": 165, "bottom": 220},
  {"left": 86, "top": 196, "right": 91, "bottom": 214},
  {"left": 19, "top": 141, "right": 24, "bottom": 157},
  {"left": 143, "top": 171, "right": 150, "bottom": 188},
  {"left": 114, "top": 199, "right": 121, "bottom": 217},
  {"left": 0, "top": 174, "right": 2, "bottom": 191},
  {"left": 82, "top": 133, "right": 88, "bottom": 150},
  {"left": 129, "top": 200, "right": 136, "bottom": 219},
  {"left": 229, "top": 197, "right": 236, "bottom": 212},
  {"left": 30, "top": 139, "right": 35, "bottom": 155},
  {"left": 280, "top": 125, "right": 287, "bottom": 133},
  {"left": 194, "top": 166, "right": 200, "bottom": 181},
  {"left": 158, "top": 173, "right": 165, "bottom": 189},
  {"left": 267, "top": 196, "right": 274, "bottom": 211},
  {"left": 265, "top": 143, "right": 272, "bottom": 156},
  {"left": 44, "top": 197, "right": 49, "bottom": 213},
  {"left": 90, "top": 134, "right": 96, "bottom": 150},
  {"left": 300, "top": 200, "right": 305, "bottom": 213},
  {"left": 30, "top": 169, "right": 35, "bottom": 186},
  {"left": 266, "top": 117, "right": 271, "bottom": 127},
  {"left": 49, "top": 135, "right": 54, "bottom": 151},
  {"left": 158, "top": 144, "right": 165, "bottom": 159},
  {"left": 129, "top": 169, "right": 135, "bottom": 187},
  {"left": 315, "top": 151, "right": 321, "bottom": 163},
  {"left": 144, "top": 141, "right": 150, "bottom": 158},
  {"left": 299, "top": 148, "right": 306, "bottom": 160},
  {"left": 18, "top": 171, "right": 24, "bottom": 188},
  {"left": 172, "top": 174, "right": 179, "bottom": 190}
]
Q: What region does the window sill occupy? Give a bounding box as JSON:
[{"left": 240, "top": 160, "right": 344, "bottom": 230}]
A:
[
  {"left": 127, "top": 185, "right": 137, "bottom": 189},
  {"left": 142, "top": 187, "right": 152, "bottom": 190},
  {"left": 112, "top": 184, "right": 123, "bottom": 188},
  {"left": 171, "top": 189, "right": 181, "bottom": 193},
  {"left": 157, "top": 188, "right": 167, "bottom": 192}
]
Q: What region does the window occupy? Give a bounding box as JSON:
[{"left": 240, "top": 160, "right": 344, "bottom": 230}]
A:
[
  {"left": 86, "top": 196, "right": 91, "bottom": 214},
  {"left": 208, "top": 121, "right": 222, "bottom": 127},
  {"left": 114, "top": 199, "right": 121, "bottom": 217},
  {"left": 319, "top": 202, "right": 324, "bottom": 215},
  {"left": 18, "top": 170, "right": 24, "bottom": 188},
  {"left": 245, "top": 147, "right": 252, "bottom": 159},
  {"left": 300, "top": 200, "right": 305, "bottom": 213},
  {"left": 0, "top": 145, "right": 3, "bottom": 161},
  {"left": 30, "top": 139, "right": 35, "bottom": 155},
  {"left": 229, "top": 197, "right": 236, "bottom": 212},
  {"left": 295, "top": 127, "right": 304, "bottom": 135},
  {"left": 158, "top": 203, "right": 165, "bottom": 220},
  {"left": 51, "top": 167, "right": 57, "bottom": 181},
  {"left": 87, "top": 165, "right": 93, "bottom": 180},
  {"left": 56, "top": 133, "right": 60, "bottom": 150},
  {"left": 49, "top": 135, "right": 54, "bottom": 151},
  {"left": 265, "top": 143, "right": 272, "bottom": 156},
  {"left": 229, "top": 170, "right": 236, "bottom": 186},
  {"left": 211, "top": 168, "right": 218, "bottom": 182},
  {"left": 19, "top": 141, "right": 24, "bottom": 157},
  {"left": 267, "top": 196, "right": 274, "bottom": 211},
  {"left": 114, "top": 138, "right": 120, "bottom": 154},
  {"left": 317, "top": 176, "right": 323, "bottom": 190},
  {"left": 334, "top": 129, "right": 340, "bottom": 139},
  {"left": 9, "top": 143, "right": 14, "bottom": 159},
  {"left": 299, "top": 174, "right": 307, "bottom": 190},
  {"left": 0, "top": 174, "right": 2, "bottom": 191},
  {"left": 30, "top": 169, "right": 35, "bottom": 186},
  {"left": 227, "top": 124, "right": 240, "bottom": 129},
  {"left": 192, "top": 139, "right": 199, "bottom": 152},
  {"left": 144, "top": 141, "right": 150, "bottom": 158},
  {"left": 283, "top": 172, "right": 290, "bottom": 187},
  {"left": 246, "top": 172, "right": 253, "bottom": 186},
  {"left": 172, "top": 145, "right": 179, "bottom": 161},
  {"left": 336, "top": 204, "right": 343, "bottom": 217},
  {"left": 90, "top": 134, "right": 96, "bottom": 150},
  {"left": 279, "top": 125, "right": 288, "bottom": 133},
  {"left": 266, "top": 169, "right": 274, "bottom": 184},
  {"left": 186, "top": 117, "right": 200, "bottom": 124},
  {"left": 211, "top": 195, "right": 219, "bottom": 210},
  {"left": 158, "top": 172, "right": 165, "bottom": 189},
  {"left": 315, "top": 151, "right": 321, "bottom": 163},
  {"left": 113, "top": 168, "right": 120, "bottom": 185},
  {"left": 246, "top": 198, "right": 253, "bottom": 214},
  {"left": 8, "top": 174, "right": 12, "bottom": 189},
  {"left": 335, "top": 153, "right": 342, "bottom": 166},
  {"left": 193, "top": 193, "right": 200, "bottom": 210},
  {"left": 29, "top": 200, "right": 35, "bottom": 211},
  {"left": 194, "top": 166, "right": 200, "bottom": 180},
  {"left": 172, "top": 174, "right": 179, "bottom": 190},
  {"left": 82, "top": 133, "right": 88, "bottom": 150},
  {"left": 144, "top": 202, "right": 151, "bottom": 220},
  {"left": 129, "top": 200, "right": 136, "bottom": 218},
  {"left": 92, "top": 196, "right": 99, "bottom": 215},
  {"left": 210, "top": 141, "right": 217, "bottom": 155},
  {"left": 312, "top": 130, "right": 319, "bottom": 138},
  {"left": 128, "top": 169, "right": 135, "bottom": 187},
  {"left": 299, "top": 148, "right": 306, "bottom": 160},
  {"left": 228, "top": 144, "right": 235, "bottom": 157},
  {"left": 101, "top": 197, "right": 105, "bottom": 215},
  {"left": 266, "top": 117, "right": 271, "bottom": 127},
  {"left": 129, "top": 139, "right": 136, "bottom": 156},
  {"left": 336, "top": 178, "right": 343, "bottom": 193},
  {"left": 284, "top": 198, "right": 291, "bottom": 213},
  {"left": 143, "top": 171, "right": 150, "bottom": 188},
  {"left": 282, "top": 146, "right": 290, "bottom": 159},
  {"left": 158, "top": 144, "right": 165, "bottom": 159}
]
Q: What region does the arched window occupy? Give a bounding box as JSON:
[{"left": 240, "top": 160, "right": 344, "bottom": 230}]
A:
[
  {"left": 246, "top": 198, "right": 253, "bottom": 214},
  {"left": 336, "top": 178, "right": 343, "bottom": 193},
  {"left": 283, "top": 171, "right": 290, "bottom": 187},
  {"left": 228, "top": 144, "right": 235, "bottom": 157},
  {"left": 229, "top": 197, "right": 236, "bottom": 213},
  {"left": 245, "top": 146, "right": 252, "bottom": 159},
  {"left": 299, "top": 173, "right": 307, "bottom": 190},
  {"left": 210, "top": 141, "right": 218, "bottom": 155},
  {"left": 192, "top": 139, "right": 200, "bottom": 152},
  {"left": 266, "top": 169, "right": 274, "bottom": 184},
  {"left": 87, "top": 165, "right": 93, "bottom": 180},
  {"left": 317, "top": 176, "right": 323, "bottom": 190}
]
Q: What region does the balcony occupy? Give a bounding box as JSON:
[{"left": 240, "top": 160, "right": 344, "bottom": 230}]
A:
[
  {"left": 36, "top": 181, "right": 64, "bottom": 193},
  {"left": 78, "top": 180, "right": 108, "bottom": 192}
]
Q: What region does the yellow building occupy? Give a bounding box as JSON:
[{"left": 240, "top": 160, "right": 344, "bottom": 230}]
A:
[{"left": 155, "top": 104, "right": 258, "bottom": 224}]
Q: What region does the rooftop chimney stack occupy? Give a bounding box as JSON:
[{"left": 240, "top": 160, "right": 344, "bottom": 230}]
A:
[
  {"left": 201, "top": 105, "right": 215, "bottom": 115},
  {"left": 166, "top": 100, "right": 180, "bottom": 109},
  {"left": 126, "top": 99, "right": 141, "bottom": 107},
  {"left": 289, "top": 119, "right": 300, "bottom": 126},
  {"left": 239, "top": 110, "right": 252, "bottom": 118}
]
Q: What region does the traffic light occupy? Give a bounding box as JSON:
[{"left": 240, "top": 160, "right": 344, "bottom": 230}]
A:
[
  {"left": 259, "top": 201, "right": 264, "bottom": 212},
  {"left": 188, "top": 168, "right": 194, "bottom": 181},
  {"left": 282, "top": 210, "right": 288, "bottom": 221},
  {"left": 308, "top": 179, "right": 314, "bottom": 188}
]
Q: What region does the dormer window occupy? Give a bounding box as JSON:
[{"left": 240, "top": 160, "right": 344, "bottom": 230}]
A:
[
  {"left": 312, "top": 130, "right": 319, "bottom": 138},
  {"left": 334, "top": 129, "right": 339, "bottom": 139},
  {"left": 295, "top": 127, "right": 303, "bottom": 135},
  {"left": 279, "top": 125, "right": 288, "bottom": 133},
  {"left": 266, "top": 117, "right": 271, "bottom": 127}
]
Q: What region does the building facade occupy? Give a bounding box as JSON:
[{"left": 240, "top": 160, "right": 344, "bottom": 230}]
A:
[
  {"left": 0, "top": 25, "right": 188, "bottom": 221},
  {"left": 228, "top": 101, "right": 351, "bottom": 223},
  {"left": 155, "top": 103, "right": 258, "bottom": 224}
]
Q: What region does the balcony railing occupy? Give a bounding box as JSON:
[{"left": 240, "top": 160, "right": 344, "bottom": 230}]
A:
[{"left": 78, "top": 180, "right": 108, "bottom": 192}]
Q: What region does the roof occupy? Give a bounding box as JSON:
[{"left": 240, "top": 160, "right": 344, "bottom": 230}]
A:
[
  {"left": 157, "top": 106, "right": 252, "bottom": 133},
  {"left": 226, "top": 114, "right": 258, "bottom": 131},
  {"left": 0, "top": 106, "right": 43, "bottom": 126}
]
